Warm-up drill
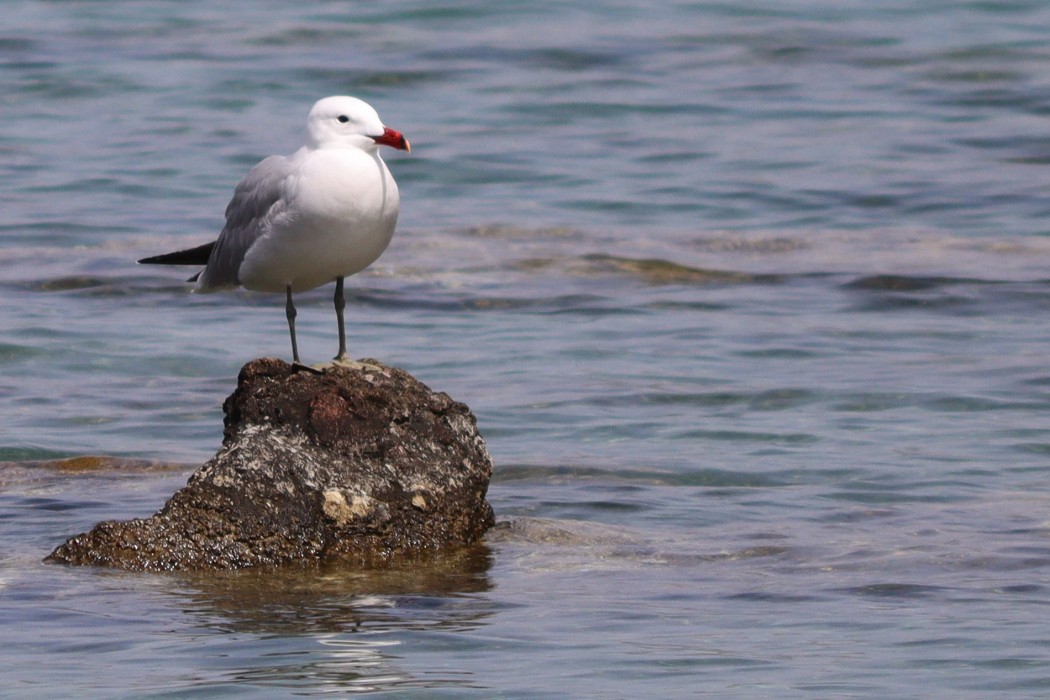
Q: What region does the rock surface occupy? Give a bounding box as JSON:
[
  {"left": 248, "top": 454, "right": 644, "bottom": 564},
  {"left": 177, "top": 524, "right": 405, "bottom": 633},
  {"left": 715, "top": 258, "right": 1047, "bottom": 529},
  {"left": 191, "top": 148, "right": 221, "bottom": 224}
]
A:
[{"left": 47, "top": 358, "right": 495, "bottom": 571}]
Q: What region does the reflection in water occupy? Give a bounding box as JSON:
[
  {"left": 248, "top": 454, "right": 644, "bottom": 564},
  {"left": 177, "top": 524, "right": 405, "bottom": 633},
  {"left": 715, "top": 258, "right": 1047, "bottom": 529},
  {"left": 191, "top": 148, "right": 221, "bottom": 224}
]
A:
[
  {"left": 173, "top": 544, "right": 495, "bottom": 634},
  {"left": 162, "top": 545, "right": 495, "bottom": 694},
  {"left": 232, "top": 632, "right": 416, "bottom": 694}
]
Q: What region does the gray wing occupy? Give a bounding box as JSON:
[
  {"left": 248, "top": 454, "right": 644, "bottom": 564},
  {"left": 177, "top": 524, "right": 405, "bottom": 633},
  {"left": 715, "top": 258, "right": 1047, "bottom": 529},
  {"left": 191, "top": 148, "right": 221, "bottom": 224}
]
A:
[{"left": 194, "top": 154, "right": 293, "bottom": 290}]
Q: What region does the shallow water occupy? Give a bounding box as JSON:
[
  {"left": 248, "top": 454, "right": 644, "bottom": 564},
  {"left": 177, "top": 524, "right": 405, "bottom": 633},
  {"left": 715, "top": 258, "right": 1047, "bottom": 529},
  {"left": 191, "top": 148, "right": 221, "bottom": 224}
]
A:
[{"left": 4, "top": 0, "right": 1050, "bottom": 696}]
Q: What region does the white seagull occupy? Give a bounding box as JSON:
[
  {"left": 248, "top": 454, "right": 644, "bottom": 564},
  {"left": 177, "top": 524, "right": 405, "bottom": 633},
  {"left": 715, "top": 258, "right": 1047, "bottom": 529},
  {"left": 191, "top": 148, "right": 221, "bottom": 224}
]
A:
[{"left": 139, "top": 96, "right": 410, "bottom": 364}]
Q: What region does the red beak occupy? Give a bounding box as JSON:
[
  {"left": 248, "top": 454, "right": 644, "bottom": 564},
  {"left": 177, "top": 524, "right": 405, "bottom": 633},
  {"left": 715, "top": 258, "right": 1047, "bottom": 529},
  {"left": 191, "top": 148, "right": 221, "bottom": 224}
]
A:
[{"left": 372, "top": 127, "right": 410, "bottom": 152}]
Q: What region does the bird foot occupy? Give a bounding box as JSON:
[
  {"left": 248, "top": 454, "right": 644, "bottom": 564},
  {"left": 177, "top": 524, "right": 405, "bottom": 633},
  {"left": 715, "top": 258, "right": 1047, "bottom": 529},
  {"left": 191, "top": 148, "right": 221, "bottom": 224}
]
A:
[
  {"left": 326, "top": 357, "right": 385, "bottom": 373},
  {"left": 291, "top": 361, "right": 324, "bottom": 375}
]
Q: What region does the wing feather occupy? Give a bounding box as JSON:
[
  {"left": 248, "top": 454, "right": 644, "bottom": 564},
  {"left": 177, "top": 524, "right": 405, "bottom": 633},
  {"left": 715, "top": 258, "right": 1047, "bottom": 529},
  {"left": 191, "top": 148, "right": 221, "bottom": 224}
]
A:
[{"left": 194, "top": 155, "right": 293, "bottom": 291}]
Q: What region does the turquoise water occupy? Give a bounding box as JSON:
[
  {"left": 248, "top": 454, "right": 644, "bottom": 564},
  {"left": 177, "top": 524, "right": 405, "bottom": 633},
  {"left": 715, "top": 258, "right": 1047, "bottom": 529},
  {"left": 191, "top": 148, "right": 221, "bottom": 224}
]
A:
[{"left": 4, "top": 0, "right": 1050, "bottom": 696}]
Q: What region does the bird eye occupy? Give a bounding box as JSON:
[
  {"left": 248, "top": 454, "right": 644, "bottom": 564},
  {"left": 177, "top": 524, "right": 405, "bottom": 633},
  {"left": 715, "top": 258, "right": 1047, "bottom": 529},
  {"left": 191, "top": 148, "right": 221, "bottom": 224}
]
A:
[{"left": 337, "top": 115, "right": 349, "bottom": 123}]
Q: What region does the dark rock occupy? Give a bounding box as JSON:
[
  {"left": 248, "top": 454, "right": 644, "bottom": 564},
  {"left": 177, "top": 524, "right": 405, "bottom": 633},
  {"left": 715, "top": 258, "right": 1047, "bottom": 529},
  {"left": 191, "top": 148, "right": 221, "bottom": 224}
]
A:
[{"left": 47, "top": 358, "right": 495, "bottom": 571}]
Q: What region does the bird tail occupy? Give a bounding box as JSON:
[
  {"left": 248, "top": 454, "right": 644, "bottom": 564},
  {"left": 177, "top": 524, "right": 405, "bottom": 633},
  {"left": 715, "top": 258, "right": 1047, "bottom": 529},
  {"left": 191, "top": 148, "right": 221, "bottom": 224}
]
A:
[
  {"left": 139, "top": 242, "right": 215, "bottom": 283},
  {"left": 138, "top": 241, "right": 215, "bottom": 266}
]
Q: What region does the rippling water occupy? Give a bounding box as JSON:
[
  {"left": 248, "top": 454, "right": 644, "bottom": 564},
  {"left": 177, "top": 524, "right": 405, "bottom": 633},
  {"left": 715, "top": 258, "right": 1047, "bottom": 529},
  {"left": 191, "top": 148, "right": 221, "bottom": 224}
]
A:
[{"left": 4, "top": 1, "right": 1050, "bottom": 696}]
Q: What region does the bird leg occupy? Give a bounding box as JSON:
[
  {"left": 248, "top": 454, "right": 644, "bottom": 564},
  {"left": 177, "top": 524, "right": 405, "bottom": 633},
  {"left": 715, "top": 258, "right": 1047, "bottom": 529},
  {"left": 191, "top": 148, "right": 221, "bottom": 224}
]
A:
[
  {"left": 285, "top": 285, "right": 301, "bottom": 364},
  {"left": 334, "top": 276, "right": 349, "bottom": 361}
]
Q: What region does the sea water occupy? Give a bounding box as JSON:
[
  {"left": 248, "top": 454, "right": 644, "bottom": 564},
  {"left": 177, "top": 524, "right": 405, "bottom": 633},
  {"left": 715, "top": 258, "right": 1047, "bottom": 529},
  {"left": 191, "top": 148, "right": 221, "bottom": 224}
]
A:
[{"left": 3, "top": 0, "right": 1050, "bottom": 696}]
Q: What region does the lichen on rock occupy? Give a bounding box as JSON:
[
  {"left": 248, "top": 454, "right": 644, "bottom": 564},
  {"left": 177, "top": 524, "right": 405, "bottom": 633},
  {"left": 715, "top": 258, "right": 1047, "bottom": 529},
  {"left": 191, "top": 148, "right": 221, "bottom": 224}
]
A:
[{"left": 47, "top": 358, "right": 495, "bottom": 571}]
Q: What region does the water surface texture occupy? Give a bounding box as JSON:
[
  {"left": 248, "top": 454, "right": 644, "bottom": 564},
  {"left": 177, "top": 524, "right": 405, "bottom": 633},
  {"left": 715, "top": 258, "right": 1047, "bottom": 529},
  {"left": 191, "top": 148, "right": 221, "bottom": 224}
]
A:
[{"left": 4, "top": 1, "right": 1050, "bottom": 696}]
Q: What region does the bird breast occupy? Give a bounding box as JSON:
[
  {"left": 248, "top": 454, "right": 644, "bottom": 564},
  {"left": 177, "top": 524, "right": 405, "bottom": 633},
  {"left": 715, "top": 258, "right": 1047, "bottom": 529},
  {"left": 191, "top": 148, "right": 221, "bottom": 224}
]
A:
[{"left": 239, "top": 148, "right": 400, "bottom": 294}]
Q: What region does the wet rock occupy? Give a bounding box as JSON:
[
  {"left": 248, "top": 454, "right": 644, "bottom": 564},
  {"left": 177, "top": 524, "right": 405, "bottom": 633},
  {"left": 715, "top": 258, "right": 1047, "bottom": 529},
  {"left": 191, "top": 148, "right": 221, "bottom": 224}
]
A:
[{"left": 47, "top": 358, "right": 495, "bottom": 571}]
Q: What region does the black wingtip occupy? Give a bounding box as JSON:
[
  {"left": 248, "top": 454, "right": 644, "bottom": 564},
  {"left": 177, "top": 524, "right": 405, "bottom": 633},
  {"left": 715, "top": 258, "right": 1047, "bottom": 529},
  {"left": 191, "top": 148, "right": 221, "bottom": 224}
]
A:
[{"left": 138, "top": 241, "right": 216, "bottom": 266}]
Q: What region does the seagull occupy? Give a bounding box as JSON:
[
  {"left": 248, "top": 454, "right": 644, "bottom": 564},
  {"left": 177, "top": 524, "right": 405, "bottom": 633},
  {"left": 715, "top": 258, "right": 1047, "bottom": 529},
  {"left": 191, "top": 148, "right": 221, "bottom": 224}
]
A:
[{"left": 139, "top": 96, "right": 410, "bottom": 365}]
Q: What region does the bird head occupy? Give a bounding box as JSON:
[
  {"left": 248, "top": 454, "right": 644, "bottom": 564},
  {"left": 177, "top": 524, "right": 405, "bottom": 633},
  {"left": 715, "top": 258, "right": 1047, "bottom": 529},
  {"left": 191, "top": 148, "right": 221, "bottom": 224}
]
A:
[{"left": 305, "top": 96, "right": 410, "bottom": 153}]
